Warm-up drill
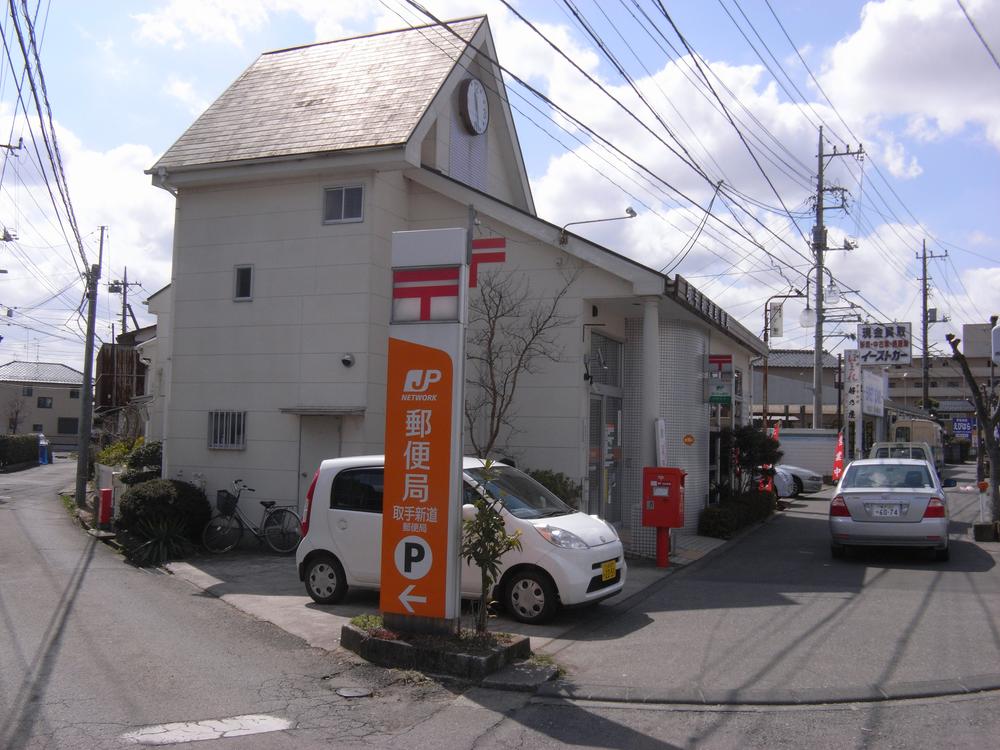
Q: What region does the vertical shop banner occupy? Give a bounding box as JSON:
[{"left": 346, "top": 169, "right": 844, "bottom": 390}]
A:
[
  {"left": 381, "top": 228, "right": 467, "bottom": 624},
  {"left": 844, "top": 349, "right": 862, "bottom": 459}
]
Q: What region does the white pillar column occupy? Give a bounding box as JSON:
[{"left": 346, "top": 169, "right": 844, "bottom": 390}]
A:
[{"left": 641, "top": 296, "right": 660, "bottom": 468}]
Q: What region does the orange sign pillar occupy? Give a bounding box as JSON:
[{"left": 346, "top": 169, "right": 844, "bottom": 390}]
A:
[{"left": 381, "top": 228, "right": 467, "bottom": 635}]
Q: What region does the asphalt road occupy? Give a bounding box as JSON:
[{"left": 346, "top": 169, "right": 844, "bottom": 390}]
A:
[
  {"left": 4, "top": 458, "right": 999, "bottom": 749},
  {"left": 541, "top": 462, "right": 1000, "bottom": 699},
  {"left": 0, "top": 459, "right": 459, "bottom": 749}
]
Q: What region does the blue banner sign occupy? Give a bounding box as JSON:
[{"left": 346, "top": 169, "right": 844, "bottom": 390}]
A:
[{"left": 951, "top": 417, "right": 975, "bottom": 439}]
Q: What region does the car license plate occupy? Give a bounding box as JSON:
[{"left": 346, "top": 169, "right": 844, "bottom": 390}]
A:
[
  {"left": 872, "top": 504, "right": 900, "bottom": 518},
  {"left": 601, "top": 560, "right": 616, "bottom": 581}
]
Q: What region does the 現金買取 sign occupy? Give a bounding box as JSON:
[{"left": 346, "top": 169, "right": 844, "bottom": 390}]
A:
[{"left": 856, "top": 322, "right": 912, "bottom": 366}]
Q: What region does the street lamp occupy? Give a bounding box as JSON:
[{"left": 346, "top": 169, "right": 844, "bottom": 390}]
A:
[
  {"left": 902, "top": 372, "right": 908, "bottom": 411},
  {"left": 762, "top": 289, "right": 806, "bottom": 427}
]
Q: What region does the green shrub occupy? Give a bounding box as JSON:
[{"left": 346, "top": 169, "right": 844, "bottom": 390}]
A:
[
  {"left": 526, "top": 469, "right": 582, "bottom": 507},
  {"left": 96, "top": 437, "right": 143, "bottom": 467},
  {"left": 116, "top": 479, "right": 210, "bottom": 542},
  {"left": 126, "top": 517, "right": 193, "bottom": 567},
  {"left": 698, "top": 490, "right": 776, "bottom": 539},
  {"left": 0, "top": 434, "right": 40, "bottom": 467},
  {"left": 121, "top": 441, "right": 162, "bottom": 486},
  {"left": 698, "top": 504, "right": 741, "bottom": 538}
]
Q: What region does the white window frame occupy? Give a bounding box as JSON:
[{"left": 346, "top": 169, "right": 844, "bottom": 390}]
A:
[
  {"left": 208, "top": 410, "right": 247, "bottom": 450},
  {"left": 234, "top": 265, "right": 253, "bottom": 301},
  {"left": 323, "top": 184, "right": 364, "bottom": 224}
]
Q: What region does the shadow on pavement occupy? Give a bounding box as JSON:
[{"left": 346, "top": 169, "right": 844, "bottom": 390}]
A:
[{"left": 509, "top": 700, "right": 681, "bottom": 749}]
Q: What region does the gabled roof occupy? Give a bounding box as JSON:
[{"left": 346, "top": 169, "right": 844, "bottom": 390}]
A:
[
  {"left": 767, "top": 349, "right": 838, "bottom": 368},
  {"left": 153, "top": 17, "right": 485, "bottom": 171},
  {"left": 0, "top": 361, "right": 83, "bottom": 385},
  {"left": 937, "top": 399, "right": 975, "bottom": 412}
]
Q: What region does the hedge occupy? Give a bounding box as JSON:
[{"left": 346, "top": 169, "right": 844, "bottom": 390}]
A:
[
  {"left": 698, "top": 490, "right": 776, "bottom": 539},
  {"left": 0, "top": 434, "right": 40, "bottom": 468},
  {"left": 116, "top": 479, "right": 211, "bottom": 542}
]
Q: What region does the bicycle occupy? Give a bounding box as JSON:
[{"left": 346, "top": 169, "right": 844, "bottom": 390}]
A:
[{"left": 202, "top": 479, "right": 302, "bottom": 554}]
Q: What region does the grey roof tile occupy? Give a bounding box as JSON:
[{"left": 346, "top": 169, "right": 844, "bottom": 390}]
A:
[
  {"left": 153, "top": 17, "right": 484, "bottom": 171},
  {"left": 0, "top": 361, "right": 83, "bottom": 385},
  {"left": 767, "top": 349, "right": 839, "bottom": 368}
]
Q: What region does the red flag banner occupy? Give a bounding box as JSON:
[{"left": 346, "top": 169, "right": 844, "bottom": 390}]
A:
[{"left": 832, "top": 431, "right": 845, "bottom": 482}]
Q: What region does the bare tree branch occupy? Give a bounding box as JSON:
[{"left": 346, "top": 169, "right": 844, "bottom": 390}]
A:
[
  {"left": 464, "top": 268, "right": 578, "bottom": 457},
  {"left": 946, "top": 332, "right": 1000, "bottom": 517}
]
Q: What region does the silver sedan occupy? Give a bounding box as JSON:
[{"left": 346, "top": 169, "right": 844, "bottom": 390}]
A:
[
  {"left": 777, "top": 464, "right": 823, "bottom": 495},
  {"left": 829, "top": 458, "right": 957, "bottom": 561}
]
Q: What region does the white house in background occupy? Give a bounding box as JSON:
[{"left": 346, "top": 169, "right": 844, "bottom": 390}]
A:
[
  {"left": 0, "top": 361, "right": 83, "bottom": 450},
  {"left": 146, "top": 16, "right": 765, "bottom": 556}
]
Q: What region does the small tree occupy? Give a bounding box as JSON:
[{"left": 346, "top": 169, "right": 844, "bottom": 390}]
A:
[
  {"left": 464, "top": 267, "right": 577, "bottom": 457},
  {"left": 6, "top": 396, "right": 25, "bottom": 433},
  {"left": 461, "top": 461, "right": 522, "bottom": 634},
  {"left": 731, "top": 424, "right": 783, "bottom": 494},
  {"left": 946, "top": 329, "right": 999, "bottom": 517}
]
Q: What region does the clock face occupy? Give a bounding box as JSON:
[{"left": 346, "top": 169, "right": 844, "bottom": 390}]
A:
[{"left": 460, "top": 78, "right": 489, "bottom": 135}]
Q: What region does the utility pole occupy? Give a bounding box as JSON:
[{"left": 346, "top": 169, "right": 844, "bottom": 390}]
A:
[
  {"left": 809, "top": 127, "right": 863, "bottom": 428},
  {"left": 811, "top": 129, "right": 826, "bottom": 429},
  {"left": 918, "top": 239, "right": 947, "bottom": 413},
  {"left": 75, "top": 226, "right": 104, "bottom": 508},
  {"left": 108, "top": 267, "right": 142, "bottom": 335}
]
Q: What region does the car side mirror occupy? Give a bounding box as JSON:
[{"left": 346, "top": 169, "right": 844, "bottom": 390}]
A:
[
  {"left": 462, "top": 503, "right": 478, "bottom": 521},
  {"left": 942, "top": 478, "right": 957, "bottom": 488}
]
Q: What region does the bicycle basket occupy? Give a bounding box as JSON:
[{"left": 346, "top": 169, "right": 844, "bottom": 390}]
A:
[{"left": 216, "top": 489, "right": 237, "bottom": 515}]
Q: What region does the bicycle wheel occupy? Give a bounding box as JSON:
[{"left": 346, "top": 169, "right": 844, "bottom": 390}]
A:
[
  {"left": 262, "top": 508, "right": 301, "bottom": 554},
  {"left": 203, "top": 513, "right": 244, "bottom": 553}
]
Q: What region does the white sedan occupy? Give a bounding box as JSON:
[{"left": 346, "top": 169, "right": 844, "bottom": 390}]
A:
[{"left": 776, "top": 464, "right": 824, "bottom": 496}]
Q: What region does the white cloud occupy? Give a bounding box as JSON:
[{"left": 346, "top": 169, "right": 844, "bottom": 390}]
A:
[
  {"left": 0, "top": 106, "right": 174, "bottom": 365},
  {"left": 880, "top": 136, "right": 923, "bottom": 179},
  {"left": 163, "top": 75, "right": 210, "bottom": 116},
  {"left": 818, "top": 0, "right": 1000, "bottom": 150}
]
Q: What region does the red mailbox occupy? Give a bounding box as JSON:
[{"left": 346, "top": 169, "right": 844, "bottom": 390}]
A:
[
  {"left": 642, "top": 467, "right": 685, "bottom": 527},
  {"left": 641, "top": 467, "right": 686, "bottom": 567}
]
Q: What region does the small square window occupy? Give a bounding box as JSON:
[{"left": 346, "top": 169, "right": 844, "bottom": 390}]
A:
[
  {"left": 37, "top": 396, "right": 53, "bottom": 409},
  {"left": 69, "top": 389, "right": 80, "bottom": 399},
  {"left": 234, "top": 265, "right": 253, "bottom": 301},
  {"left": 22, "top": 386, "right": 33, "bottom": 397},
  {"left": 208, "top": 410, "right": 247, "bottom": 450},
  {"left": 323, "top": 185, "right": 364, "bottom": 224},
  {"left": 32, "top": 423, "right": 43, "bottom": 432}
]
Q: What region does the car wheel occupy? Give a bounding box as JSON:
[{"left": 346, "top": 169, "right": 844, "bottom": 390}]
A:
[
  {"left": 830, "top": 542, "right": 845, "bottom": 559},
  {"left": 505, "top": 569, "right": 557, "bottom": 624},
  {"left": 304, "top": 554, "right": 347, "bottom": 604},
  {"left": 792, "top": 476, "right": 803, "bottom": 497},
  {"left": 934, "top": 546, "right": 950, "bottom": 562}
]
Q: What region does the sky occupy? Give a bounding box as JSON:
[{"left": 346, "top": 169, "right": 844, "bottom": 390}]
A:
[{"left": 0, "top": 0, "right": 997, "bottom": 370}]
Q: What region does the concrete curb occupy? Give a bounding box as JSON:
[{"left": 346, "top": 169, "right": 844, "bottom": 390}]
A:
[{"left": 535, "top": 674, "right": 1000, "bottom": 706}]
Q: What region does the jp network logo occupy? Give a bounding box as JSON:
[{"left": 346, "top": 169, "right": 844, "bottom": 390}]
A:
[{"left": 402, "top": 370, "right": 442, "bottom": 400}]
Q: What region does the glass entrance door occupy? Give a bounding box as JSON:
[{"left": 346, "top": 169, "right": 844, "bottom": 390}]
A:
[{"left": 587, "top": 395, "right": 622, "bottom": 522}]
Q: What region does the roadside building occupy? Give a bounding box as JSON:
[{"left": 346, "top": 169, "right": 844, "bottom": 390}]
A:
[
  {"left": 752, "top": 349, "right": 840, "bottom": 429},
  {"left": 0, "top": 361, "right": 83, "bottom": 450},
  {"left": 886, "top": 324, "right": 994, "bottom": 437},
  {"left": 145, "top": 16, "right": 765, "bottom": 555},
  {"left": 94, "top": 326, "right": 154, "bottom": 442}
]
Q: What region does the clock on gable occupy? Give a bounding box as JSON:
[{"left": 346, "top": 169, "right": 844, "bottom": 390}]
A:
[{"left": 459, "top": 77, "right": 489, "bottom": 135}]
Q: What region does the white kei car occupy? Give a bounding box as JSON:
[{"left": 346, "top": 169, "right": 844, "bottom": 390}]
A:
[{"left": 296, "top": 456, "right": 626, "bottom": 624}]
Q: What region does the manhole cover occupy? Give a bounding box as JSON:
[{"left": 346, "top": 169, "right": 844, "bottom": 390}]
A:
[{"left": 335, "top": 687, "right": 372, "bottom": 699}]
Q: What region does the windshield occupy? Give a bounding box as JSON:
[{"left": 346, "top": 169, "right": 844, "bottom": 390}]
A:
[
  {"left": 465, "top": 466, "right": 575, "bottom": 519},
  {"left": 842, "top": 464, "right": 933, "bottom": 490}
]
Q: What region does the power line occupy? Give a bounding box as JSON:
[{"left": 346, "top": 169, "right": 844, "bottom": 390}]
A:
[{"left": 956, "top": 0, "right": 1000, "bottom": 72}]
